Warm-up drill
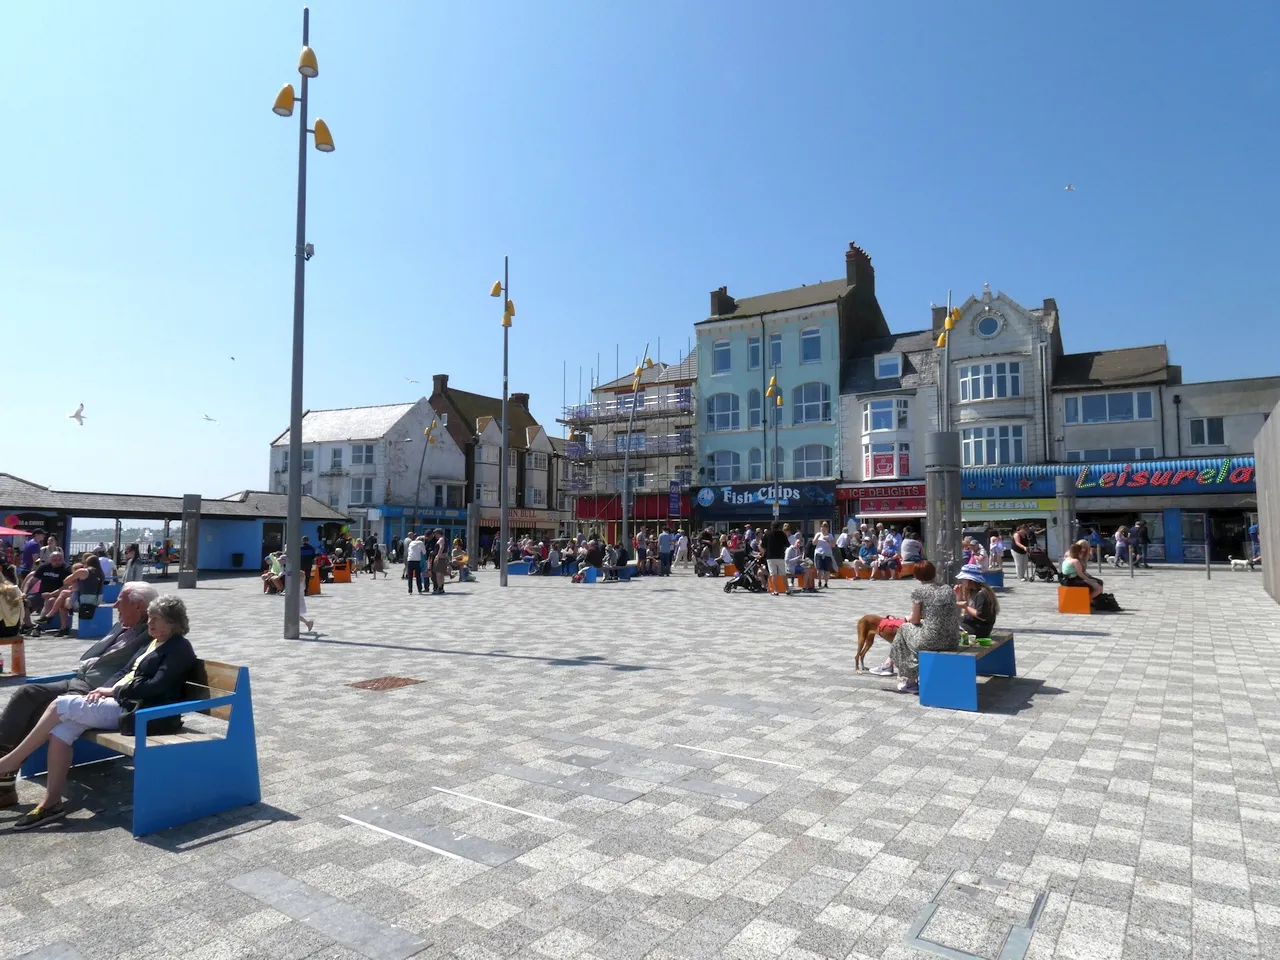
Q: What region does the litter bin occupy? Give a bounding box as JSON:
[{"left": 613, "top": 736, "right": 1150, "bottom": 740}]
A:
[{"left": 231, "top": 553, "right": 245, "bottom": 569}]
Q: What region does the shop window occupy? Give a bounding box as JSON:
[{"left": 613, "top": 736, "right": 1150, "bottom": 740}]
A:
[
  {"left": 1189, "top": 417, "right": 1225, "bottom": 446},
  {"left": 958, "top": 361, "right": 1022, "bottom": 401},
  {"left": 961, "top": 424, "right": 1026, "bottom": 466}
]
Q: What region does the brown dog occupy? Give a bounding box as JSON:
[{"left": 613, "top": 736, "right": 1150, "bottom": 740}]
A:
[{"left": 855, "top": 613, "right": 903, "bottom": 672}]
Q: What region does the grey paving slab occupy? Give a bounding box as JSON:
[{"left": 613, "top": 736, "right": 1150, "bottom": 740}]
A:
[
  {"left": 13, "top": 946, "right": 86, "bottom": 960},
  {"left": 667, "top": 775, "right": 767, "bottom": 805},
  {"left": 3, "top": 565, "right": 1279, "bottom": 960},
  {"left": 344, "top": 805, "right": 522, "bottom": 865}
]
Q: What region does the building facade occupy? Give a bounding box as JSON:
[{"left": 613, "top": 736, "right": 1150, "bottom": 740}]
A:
[
  {"left": 269, "top": 400, "right": 466, "bottom": 543},
  {"left": 560, "top": 352, "right": 697, "bottom": 543},
  {"left": 693, "top": 242, "right": 889, "bottom": 532}
]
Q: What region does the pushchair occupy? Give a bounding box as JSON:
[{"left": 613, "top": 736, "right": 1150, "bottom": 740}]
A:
[
  {"left": 724, "top": 551, "right": 766, "bottom": 593},
  {"left": 1026, "top": 547, "right": 1060, "bottom": 582}
]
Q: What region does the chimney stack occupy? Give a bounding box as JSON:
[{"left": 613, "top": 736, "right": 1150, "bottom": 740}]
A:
[
  {"left": 432, "top": 373, "right": 448, "bottom": 395},
  {"left": 710, "top": 286, "right": 737, "bottom": 317},
  {"left": 510, "top": 392, "right": 530, "bottom": 411},
  {"left": 931, "top": 305, "right": 948, "bottom": 332},
  {"left": 846, "top": 242, "right": 875, "bottom": 294}
]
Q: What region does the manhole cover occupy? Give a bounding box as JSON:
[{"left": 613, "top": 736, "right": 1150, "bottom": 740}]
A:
[
  {"left": 905, "top": 871, "right": 1044, "bottom": 960},
  {"left": 348, "top": 676, "right": 423, "bottom": 692}
]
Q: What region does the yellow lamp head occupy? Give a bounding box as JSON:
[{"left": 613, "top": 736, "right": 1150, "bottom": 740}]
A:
[
  {"left": 298, "top": 46, "right": 319, "bottom": 78},
  {"left": 272, "top": 84, "right": 296, "bottom": 117},
  {"left": 312, "top": 118, "right": 335, "bottom": 152},
  {"left": 489, "top": 280, "right": 503, "bottom": 297},
  {"left": 768, "top": 376, "right": 777, "bottom": 389},
  {"left": 501, "top": 312, "right": 512, "bottom": 328},
  {"left": 505, "top": 299, "right": 515, "bottom": 317},
  {"left": 644, "top": 358, "right": 655, "bottom": 368},
  {"left": 634, "top": 366, "right": 642, "bottom": 378},
  {"left": 936, "top": 331, "right": 948, "bottom": 348},
  {"left": 430, "top": 420, "right": 438, "bottom": 431},
  {"left": 775, "top": 395, "right": 783, "bottom": 407}
]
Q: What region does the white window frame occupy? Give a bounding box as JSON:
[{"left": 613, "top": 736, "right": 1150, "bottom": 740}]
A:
[
  {"left": 349, "top": 476, "right": 374, "bottom": 504},
  {"left": 748, "top": 447, "right": 763, "bottom": 481},
  {"left": 875, "top": 353, "right": 901, "bottom": 379},
  {"left": 747, "top": 335, "right": 761, "bottom": 371},
  {"left": 301, "top": 480, "right": 313, "bottom": 496},
  {"left": 1189, "top": 417, "right": 1225, "bottom": 447},
  {"left": 769, "top": 333, "right": 782, "bottom": 368},
  {"left": 525, "top": 486, "right": 547, "bottom": 507},
  {"left": 793, "top": 444, "right": 833, "bottom": 479},
  {"left": 330, "top": 448, "right": 342, "bottom": 470},
  {"left": 705, "top": 450, "right": 741, "bottom": 483},
  {"left": 862, "top": 398, "right": 909, "bottom": 433},
  {"left": 526, "top": 452, "right": 549, "bottom": 470},
  {"left": 791, "top": 382, "right": 832, "bottom": 425},
  {"left": 800, "top": 328, "right": 822, "bottom": 364},
  {"left": 862, "top": 441, "right": 911, "bottom": 480},
  {"left": 712, "top": 339, "right": 731, "bottom": 375},
  {"left": 508, "top": 449, "right": 518, "bottom": 468},
  {"left": 301, "top": 449, "right": 314, "bottom": 473},
  {"left": 958, "top": 361, "right": 1022, "bottom": 402},
  {"left": 614, "top": 431, "right": 646, "bottom": 452},
  {"left": 327, "top": 490, "right": 340, "bottom": 508},
  {"left": 280, "top": 450, "right": 289, "bottom": 473},
  {"left": 1065, "top": 447, "right": 1156, "bottom": 462},
  {"left": 475, "top": 481, "right": 497, "bottom": 503},
  {"left": 351, "top": 443, "right": 375, "bottom": 465},
  {"left": 705, "top": 393, "right": 740, "bottom": 432},
  {"left": 1064, "top": 390, "right": 1154, "bottom": 424},
  {"left": 961, "top": 424, "right": 1027, "bottom": 467},
  {"left": 477, "top": 444, "right": 500, "bottom": 465},
  {"left": 747, "top": 389, "right": 762, "bottom": 429}
]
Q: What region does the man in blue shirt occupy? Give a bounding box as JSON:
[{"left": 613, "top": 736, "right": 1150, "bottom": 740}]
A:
[{"left": 657, "top": 525, "right": 674, "bottom": 577}]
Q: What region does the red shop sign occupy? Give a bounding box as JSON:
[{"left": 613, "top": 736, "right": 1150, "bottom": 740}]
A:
[
  {"left": 871, "top": 454, "right": 896, "bottom": 477},
  {"left": 858, "top": 496, "right": 926, "bottom": 514}
]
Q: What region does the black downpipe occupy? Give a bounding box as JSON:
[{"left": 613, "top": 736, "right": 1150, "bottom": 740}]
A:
[{"left": 1173, "top": 394, "right": 1182, "bottom": 457}]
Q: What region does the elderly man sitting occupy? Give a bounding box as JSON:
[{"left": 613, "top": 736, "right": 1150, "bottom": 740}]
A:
[{"left": 0, "top": 581, "right": 158, "bottom": 808}]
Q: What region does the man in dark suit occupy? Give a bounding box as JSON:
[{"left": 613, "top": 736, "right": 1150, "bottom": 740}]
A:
[{"left": 0, "top": 581, "right": 158, "bottom": 807}]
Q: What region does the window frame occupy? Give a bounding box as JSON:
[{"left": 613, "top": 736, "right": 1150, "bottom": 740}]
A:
[
  {"left": 862, "top": 397, "right": 908, "bottom": 433},
  {"left": 960, "top": 424, "right": 1027, "bottom": 467},
  {"left": 874, "top": 353, "right": 902, "bottom": 379},
  {"left": 747, "top": 389, "right": 762, "bottom": 430},
  {"left": 525, "top": 486, "right": 547, "bottom": 507},
  {"left": 769, "top": 332, "right": 782, "bottom": 368},
  {"left": 793, "top": 444, "right": 833, "bottom": 479},
  {"left": 712, "top": 339, "right": 731, "bottom": 375},
  {"left": 301, "top": 449, "right": 314, "bottom": 473},
  {"left": 748, "top": 447, "right": 763, "bottom": 481},
  {"left": 800, "top": 327, "right": 822, "bottom": 364},
  {"left": 351, "top": 443, "right": 375, "bottom": 465},
  {"left": 330, "top": 448, "right": 343, "bottom": 470},
  {"left": 705, "top": 392, "right": 741, "bottom": 433},
  {"left": 348, "top": 476, "right": 374, "bottom": 505},
  {"left": 958, "top": 361, "right": 1023, "bottom": 402},
  {"left": 791, "top": 382, "right": 833, "bottom": 425},
  {"left": 705, "top": 450, "right": 741, "bottom": 483},
  {"left": 1189, "top": 416, "right": 1225, "bottom": 447},
  {"left": 747, "top": 335, "right": 761, "bottom": 371},
  {"left": 526, "top": 451, "right": 549, "bottom": 470},
  {"left": 1064, "top": 390, "right": 1155, "bottom": 425}
]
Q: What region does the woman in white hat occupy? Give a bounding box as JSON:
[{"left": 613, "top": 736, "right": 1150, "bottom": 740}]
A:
[{"left": 954, "top": 563, "right": 999, "bottom": 638}]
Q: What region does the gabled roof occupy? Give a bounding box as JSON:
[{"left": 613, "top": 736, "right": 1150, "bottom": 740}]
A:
[
  {"left": 840, "top": 329, "right": 938, "bottom": 394},
  {"left": 657, "top": 347, "right": 698, "bottom": 383},
  {"left": 549, "top": 436, "right": 568, "bottom": 456},
  {"left": 0, "top": 474, "right": 346, "bottom": 521},
  {"left": 700, "top": 278, "right": 849, "bottom": 323},
  {"left": 437, "top": 387, "right": 540, "bottom": 450},
  {"left": 597, "top": 363, "right": 669, "bottom": 393},
  {"left": 1052, "top": 345, "right": 1173, "bottom": 389},
  {"left": 272, "top": 402, "right": 417, "bottom": 446}
]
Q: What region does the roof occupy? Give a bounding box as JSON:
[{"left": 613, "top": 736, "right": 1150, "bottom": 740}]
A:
[
  {"left": 0, "top": 474, "right": 348, "bottom": 522},
  {"left": 597, "top": 363, "right": 669, "bottom": 393},
  {"left": 439, "top": 387, "right": 540, "bottom": 450},
  {"left": 1052, "top": 345, "right": 1172, "bottom": 389},
  {"left": 840, "top": 329, "right": 938, "bottom": 394},
  {"left": 271, "top": 403, "right": 417, "bottom": 446},
  {"left": 700, "top": 278, "right": 850, "bottom": 322},
  {"left": 657, "top": 347, "right": 698, "bottom": 383},
  {"left": 549, "top": 436, "right": 568, "bottom": 456}
]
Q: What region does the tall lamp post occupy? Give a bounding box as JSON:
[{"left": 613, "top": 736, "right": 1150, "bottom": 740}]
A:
[
  {"left": 620, "top": 349, "right": 655, "bottom": 550},
  {"left": 766, "top": 376, "right": 784, "bottom": 519},
  {"left": 272, "top": 6, "right": 335, "bottom": 640},
  {"left": 412, "top": 419, "right": 440, "bottom": 531},
  {"left": 489, "top": 261, "right": 515, "bottom": 586}
]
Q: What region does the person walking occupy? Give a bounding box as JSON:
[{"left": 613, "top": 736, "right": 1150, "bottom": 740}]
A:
[
  {"left": 405, "top": 535, "right": 426, "bottom": 594},
  {"left": 1010, "top": 524, "right": 1031, "bottom": 582},
  {"left": 657, "top": 525, "right": 674, "bottom": 577},
  {"left": 675, "top": 530, "right": 689, "bottom": 567},
  {"left": 763, "top": 521, "right": 789, "bottom": 596},
  {"left": 812, "top": 521, "right": 836, "bottom": 588},
  {"left": 1134, "top": 519, "right": 1151, "bottom": 568}
]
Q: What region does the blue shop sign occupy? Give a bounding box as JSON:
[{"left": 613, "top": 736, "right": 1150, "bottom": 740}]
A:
[
  {"left": 694, "top": 481, "right": 836, "bottom": 517},
  {"left": 378, "top": 505, "right": 468, "bottom": 520},
  {"left": 963, "top": 457, "right": 1256, "bottom": 498}
]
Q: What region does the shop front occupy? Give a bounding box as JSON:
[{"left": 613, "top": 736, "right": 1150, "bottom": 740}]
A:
[
  {"left": 478, "top": 506, "right": 560, "bottom": 543},
  {"left": 693, "top": 481, "right": 837, "bottom": 537},
  {"left": 573, "top": 491, "right": 690, "bottom": 544},
  {"left": 377, "top": 505, "right": 470, "bottom": 550},
  {"left": 961, "top": 497, "right": 1064, "bottom": 559},
  {"left": 837, "top": 481, "right": 926, "bottom": 534},
  {"left": 962, "top": 456, "right": 1257, "bottom": 562}
]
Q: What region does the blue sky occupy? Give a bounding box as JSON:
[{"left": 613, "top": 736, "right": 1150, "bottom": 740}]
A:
[{"left": 3, "top": 1, "right": 1276, "bottom": 500}]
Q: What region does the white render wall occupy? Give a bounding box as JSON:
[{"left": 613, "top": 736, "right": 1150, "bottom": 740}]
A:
[{"left": 1164, "top": 377, "right": 1280, "bottom": 457}]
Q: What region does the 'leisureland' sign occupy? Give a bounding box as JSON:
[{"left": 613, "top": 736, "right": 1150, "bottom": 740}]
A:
[{"left": 963, "top": 457, "right": 1256, "bottom": 498}]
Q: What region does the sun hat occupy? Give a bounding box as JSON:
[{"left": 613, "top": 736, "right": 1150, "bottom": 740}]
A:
[{"left": 957, "top": 564, "right": 986, "bottom": 584}]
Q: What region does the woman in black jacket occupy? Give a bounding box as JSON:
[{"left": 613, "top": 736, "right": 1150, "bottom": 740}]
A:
[{"left": 0, "top": 594, "right": 196, "bottom": 830}]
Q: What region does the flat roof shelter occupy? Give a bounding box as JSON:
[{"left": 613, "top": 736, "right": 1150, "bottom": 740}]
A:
[{"left": 0, "top": 474, "right": 349, "bottom": 572}]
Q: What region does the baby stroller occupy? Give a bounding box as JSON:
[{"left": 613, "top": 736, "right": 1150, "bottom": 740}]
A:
[
  {"left": 724, "top": 552, "right": 766, "bottom": 593},
  {"left": 1026, "top": 547, "right": 1059, "bottom": 582},
  {"left": 695, "top": 547, "right": 720, "bottom": 577}
]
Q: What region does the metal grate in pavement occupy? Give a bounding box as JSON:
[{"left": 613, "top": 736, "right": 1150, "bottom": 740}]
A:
[
  {"left": 347, "top": 676, "right": 423, "bottom": 692},
  {"left": 904, "top": 870, "right": 1045, "bottom": 960}
]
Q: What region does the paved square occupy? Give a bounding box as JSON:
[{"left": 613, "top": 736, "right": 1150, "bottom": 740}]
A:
[{"left": 2, "top": 564, "right": 1279, "bottom": 960}]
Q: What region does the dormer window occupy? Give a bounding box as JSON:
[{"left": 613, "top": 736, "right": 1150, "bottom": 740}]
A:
[{"left": 875, "top": 354, "right": 901, "bottom": 379}]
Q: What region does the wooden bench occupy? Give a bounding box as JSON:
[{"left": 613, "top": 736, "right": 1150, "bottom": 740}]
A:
[
  {"left": 918, "top": 630, "right": 1016, "bottom": 712},
  {"left": 20, "top": 659, "right": 261, "bottom": 837},
  {"left": 1057, "top": 584, "right": 1091, "bottom": 614}
]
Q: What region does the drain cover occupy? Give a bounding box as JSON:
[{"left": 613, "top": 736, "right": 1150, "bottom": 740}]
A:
[
  {"left": 905, "top": 871, "right": 1044, "bottom": 960},
  {"left": 348, "top": 676, "right": 423, "bottom": 691}
]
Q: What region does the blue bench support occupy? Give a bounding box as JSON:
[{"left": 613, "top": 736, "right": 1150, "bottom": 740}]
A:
[
  {"left": 582, "top": 566, "right": 598, "bottom": 583},
  {"left": 984, "top": 570, "right": 1005, "bottom": 589},
  {"left": 618, "top": 566, "right": 636, "bottom": 582},
  {"left": 918, "top": 632, "right": 1016, "bottom": 712},
  {"left": 20, "top": 662, "right": 261, "bottom": 837},
  {"left": 507, "top": 561, "right": 531, "bottom": 576}
]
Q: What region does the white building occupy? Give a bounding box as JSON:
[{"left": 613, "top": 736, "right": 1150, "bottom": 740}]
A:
[{"left": 268, "top": 399, "right": 466, "bottom": 542}]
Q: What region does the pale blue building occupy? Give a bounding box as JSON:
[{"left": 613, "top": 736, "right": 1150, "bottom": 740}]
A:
[{"left": 693, "top": 243, "right": 890, "bottom": 531}]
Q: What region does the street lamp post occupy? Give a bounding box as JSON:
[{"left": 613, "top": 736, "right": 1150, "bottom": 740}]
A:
[
  {"left": 490, "top": 261, "right": 515, "bottom": 586},
  {"left": 412, "top": 419, "right": 440, "bottom": 531},
  {"left": 766, "top": 376, "right": 784, "bottom": 519},
  {"left": 273, "top": 5, "right": 335, "bottom": 640},
  {"left": 620, "top": 348, "right": 655, "bottom": 550}
]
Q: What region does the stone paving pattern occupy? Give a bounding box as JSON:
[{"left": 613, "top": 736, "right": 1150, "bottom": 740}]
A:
[{"left": 2, "top": 563, "right": 1280, "bottom": 960}]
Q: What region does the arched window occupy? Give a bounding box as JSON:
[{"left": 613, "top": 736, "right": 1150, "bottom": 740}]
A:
[
  {"left": 748, "top": 389, "right": 762, "bottom": 429},
  {"left": 791, "top": 382, "right": 832, "bottom": 424},
  {"left": 793, "top": 444, "right": 833, "bottom": 479},
  {"left": 705, "top": 393, "right": 740, "bottom": 432},
  {"left": 748, "top": 447, "right": 763, "bottom": 481},
  {"left": 705, "top": 450, "right": 741, "bottom": 482}
]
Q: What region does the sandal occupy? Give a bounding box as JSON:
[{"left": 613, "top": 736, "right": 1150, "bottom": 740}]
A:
[{"left": 12, "top": 802, "right": 66, "bottom": 831}]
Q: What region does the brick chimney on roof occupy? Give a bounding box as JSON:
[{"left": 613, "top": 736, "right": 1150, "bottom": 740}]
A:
[
  {"left": 931, "top": 305, "right": 948, "bottom": 332},
  {"left": 432, "top": 373, "right": 448, "bottom": 394},
  {"left": 510, "top": 392, "right": 530, "bottom": 411},
  {"left": 846, "top": 242, "right": 875, "bottom": 294},
  {"left": 710, "top": 286, "right": 737, "bottom": 317}
]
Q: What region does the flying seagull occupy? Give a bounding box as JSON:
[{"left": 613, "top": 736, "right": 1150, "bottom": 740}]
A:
[
  {"left": 405, "top": 376, "right": 419, "bottom": 383},
  {"left": 1064, "top": 183, "right": 1075, "bottom": 191},
  {"left": 202, "top": 415, "right": 217, "bottom": 422},
  {"left": 230, "top": 356, "right": 236, "bottom": 361},
  {"left": 69, "top": 403, "right": 85, "bottom": 425}
]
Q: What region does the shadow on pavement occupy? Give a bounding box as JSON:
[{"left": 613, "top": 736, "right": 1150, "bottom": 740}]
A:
[
  {"left": 297, "top": 634, "right": 660, "bottom": 671},
  {"left": 979, "top": 677, "right": 1067, "bottom": 715}
]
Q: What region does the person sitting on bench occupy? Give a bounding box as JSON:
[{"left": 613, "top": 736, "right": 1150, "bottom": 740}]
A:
[
  {"left": 954, "top": 564, "right": 999, "bottom": 638},
  {"left": 0, "top": 587, "right": 192, "bottom": 830},
  {"left": 1062, "top": 540, "right": 1104, "bottom": 599},
  {"left": 871, "top": 541, "right": 900, "bottom": 580},
  {"left": 853, "top": 538, "right": 877, "bottom": 576}
]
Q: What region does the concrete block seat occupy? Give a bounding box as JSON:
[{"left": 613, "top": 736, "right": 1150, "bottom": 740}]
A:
[{"left": 918, "top": 631, "right": 1016, "bottom": 712}]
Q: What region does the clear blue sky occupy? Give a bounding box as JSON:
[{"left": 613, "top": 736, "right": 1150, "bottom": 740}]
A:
[{"left": 3, "top": 1, "right": 1276, "bottom": 501}]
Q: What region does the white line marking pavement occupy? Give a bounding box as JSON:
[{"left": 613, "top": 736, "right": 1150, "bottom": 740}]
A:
[
  {"left": 672, "top": 744, "right": 804, "bottom": 769},
  {"left": 431, "top": 786, "right": 561, "bottom": 823},
  {"left": 338, "top": 814, "right": 470, "bottom": 861}
]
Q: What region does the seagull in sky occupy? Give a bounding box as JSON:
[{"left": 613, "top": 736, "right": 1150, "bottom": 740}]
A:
[
  {"left": 202, "top": 415, "right": 217, "bottom": 422},
  {"left": 405, "top": 376, "right": 419, "bottom": 383},
  {"left": 1064, "top": 183, "right": 1075, "bottom": 191},
  {"left": 69, "top": 403, "right": 85, "bottom": 425},
  {"left": 230, "top": 356, "right": 236, "bottom": 361}
]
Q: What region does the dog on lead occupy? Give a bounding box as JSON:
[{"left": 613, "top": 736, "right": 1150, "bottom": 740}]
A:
[
  {"left": 855, "top": 614, "right": 904, "bottom": 672},
  {"left": 1229, "top": 556, "right": 1255, "bottom": 572}
]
